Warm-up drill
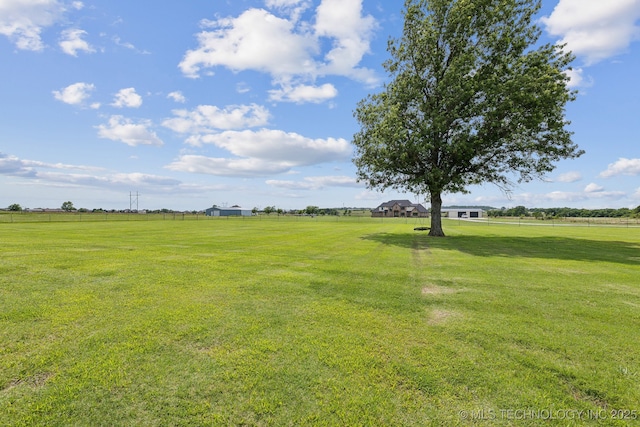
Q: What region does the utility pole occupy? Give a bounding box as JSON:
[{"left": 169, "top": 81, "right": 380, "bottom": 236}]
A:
[{"left": 129, "top": 191, "right": 139, "bottom": 212}]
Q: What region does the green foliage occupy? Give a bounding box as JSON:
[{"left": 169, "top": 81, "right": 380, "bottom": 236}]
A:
[
  {"left": 305, "top": 205, "right": 319, "bottom": 215},
  {"left": 7, "top": 203, "right": 22, "bottom": 211},
  {"left": 490, "top": 206, "right": 638, "bottom": 218},
  {"left": 352, "top": 0, "right": 583, "bottom": 236},
  {"left": 512, "top": 205, "right": 528, "bottom": 217},
  {"left": 61, "top": 201, "right": 75, "bottom": 211},
  {"left": 263, "top": 206, "right": 276, "bottom": 215}
]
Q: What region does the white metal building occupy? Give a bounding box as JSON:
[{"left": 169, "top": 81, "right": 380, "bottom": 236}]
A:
[{"left": 442, "top": 208, "right": 484, "bottom": 219}]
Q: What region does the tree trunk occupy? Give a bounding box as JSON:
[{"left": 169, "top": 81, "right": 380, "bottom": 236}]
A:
[{"left": 429, "top": 192, "right": 445, "bottom": 237}]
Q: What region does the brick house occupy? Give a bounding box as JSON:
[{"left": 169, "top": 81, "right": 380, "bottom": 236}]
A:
[{"left": 371, "top": 200, "right": 429, "bottom": 218}]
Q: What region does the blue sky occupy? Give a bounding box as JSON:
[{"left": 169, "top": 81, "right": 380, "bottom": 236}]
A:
[{"left": 1, "top": 0, "right": 639, "bottom": 211}]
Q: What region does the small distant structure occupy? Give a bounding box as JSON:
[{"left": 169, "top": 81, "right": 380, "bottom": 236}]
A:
[
  {"left": 205, "top": 205, "right": 252, "bottom": 217},
  {"left": 371, "top": 200, "right": 429, "bottom": 218},
  {"left": 443, "top": 208, "right": 484, "bottom": 219},
  {"left": 27, "top": 208, "right": 64, "bottom": 213}
]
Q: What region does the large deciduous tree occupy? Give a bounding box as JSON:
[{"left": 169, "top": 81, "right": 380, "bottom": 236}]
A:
[
  {"left": 352, "top": 0, "right": 583, "bottom": 236},
  {"left": 61, "top": 201, "right": 75, "bottom": 212}
]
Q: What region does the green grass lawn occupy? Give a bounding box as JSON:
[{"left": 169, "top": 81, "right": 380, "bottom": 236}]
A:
[{"left": 1, "top": 218, "right": 639, "bottom": 426}]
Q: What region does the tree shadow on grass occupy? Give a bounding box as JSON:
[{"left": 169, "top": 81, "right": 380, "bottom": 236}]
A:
[{"left": 361, "top": 232, "right": 640, "bottom": 266}]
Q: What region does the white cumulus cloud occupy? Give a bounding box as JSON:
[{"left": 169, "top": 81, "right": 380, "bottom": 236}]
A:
[
  {"left": 59, "top": 28, "right": 94, "bottom": 56},
  {"left": 542, "top": 0, "right": 640, "bottom": 65},
  {"left": 52, "top": 82, "right": 95, "bottom": 106},
  {"left": 97, "top": 116, "right": 163, "bottom": 147},
  {"left": 599, "top": 157, "right": 640, "bottom": 177},
  {"left": 555, "top": 171, "right": 583, "bottom": 183},
  {"left": 111, "top": 88, "right": 143, "bottom": 108},
  {"left": 180, "top": 8, "right": 316, "bottom": 79},
  {"left": 167, "top": 91, "right": 186, "bottom": 103},
  {"left": 269, "top": 83, "right": 338, "bottom": 103},
  {"left": 584, "top": 183, "right": 604, "bottom": 193},
  {"left": 266, "top": 0, "right": 311, "bottom": 21},
  {"left": 266, "top": 0, "right": 309, "bottom": 7},
  {"left": 178, "top": 0, "right": 379, "bottom": 96},
  {"left": 0, "top": 0, "right": 65, "bottom": 51},
  {"left": 162, "top": 100, "right": 349, "bottom": 177},
  {"left": 314, "top": 0, "right": 377, "bottom": 81},
  {"left": 163, "top": 104, "right": 270, "bottom": 134},
  {"left": 564, "top": 68, "right": 590, "bottom": 88},
  {"left": 190, "top": 129, "right": 351, "bottom": 165},
  {"left": 166, "top": 155, "right": 292, "bottom": 177},
  {"left": 165, "top": 129, "right": 351, "bottom": 177}
]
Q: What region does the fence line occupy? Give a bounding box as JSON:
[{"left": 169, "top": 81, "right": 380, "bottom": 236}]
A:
[
  {"left": 1, "top": 212, "right": 639, "bottom": 228},
  {"left": 0, "top": 212, "right": 424, "bottom": 225},
  {"left": 0, "top": 212, "right": 210, "bottom": 223},
  {"left": 0, "top": 212, "right": 337, "bottom": 224}
]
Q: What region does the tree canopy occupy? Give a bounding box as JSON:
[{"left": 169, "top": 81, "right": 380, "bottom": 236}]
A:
[
  {"left": 352, "top": 0, "right": 584, "bottom": 236},
  {"left": 61, "top": 201, "right": 75, "bottom": 211},
  {"left": 263, "top": 206, "right": 276, "bottom": 215}
]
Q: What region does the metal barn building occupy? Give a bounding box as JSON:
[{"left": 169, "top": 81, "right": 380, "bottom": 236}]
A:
[
  {"left": 205, "top": 206, "right": 252, "bottom": 217},
  {"left": 443, "top": 208, "right": 484, "bottom": 219}
]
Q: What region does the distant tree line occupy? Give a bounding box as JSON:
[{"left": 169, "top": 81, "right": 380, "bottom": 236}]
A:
[
  {"left": 293, "top": 206, "right": 361, "bottom": 216},
  {"left": 4, "top": 203, "right": 202, "bottom": 215},
  {"left": 7, "top": 202, "right": 640, "bottom": 219},
  {"left": 252, "top": 206, "right": 339, "bottom": 216},
  {"left": 250, "top": 206, "right": 368, "bottom": 216},
  {"left": 488, "top": 206, "right": 640, "bottom": 219}
]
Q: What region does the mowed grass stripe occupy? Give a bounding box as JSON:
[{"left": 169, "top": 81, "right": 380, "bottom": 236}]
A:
[{"left": 1, "top": 218, "right": 639, "bottom": 426}]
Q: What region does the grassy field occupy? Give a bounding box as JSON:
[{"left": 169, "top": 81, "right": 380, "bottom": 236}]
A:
[{"left": 1, "top": 217, "right": 639, "bottom": 426}]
